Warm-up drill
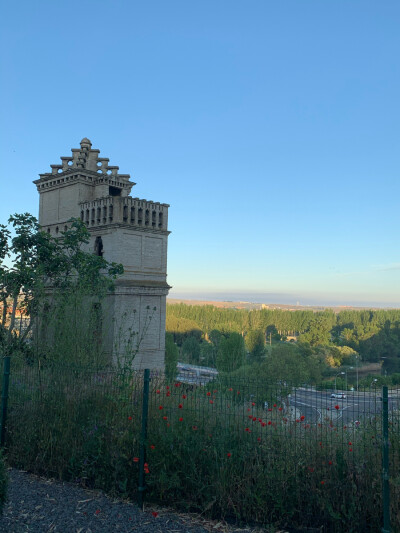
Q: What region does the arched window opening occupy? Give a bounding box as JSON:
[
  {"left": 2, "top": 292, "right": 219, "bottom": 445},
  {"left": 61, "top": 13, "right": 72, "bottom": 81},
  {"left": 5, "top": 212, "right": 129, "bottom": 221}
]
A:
[
  {"left": 158, "top": 212, "right": 163, "bottom": 228},
  {"left": 123, "top": 205, "right": 128, "bottom": 221},
  {"left": 94, "top": 236, "right": 104, "bottom": 257},
  {"left": 152, "top": 211, "right": 156, "bottom": 227},
  {"left": 145, "top": 209, "right": 149, "bottom": 226},
  {"left": 138, "top": 208, "right": 143, "bottom": 225}
]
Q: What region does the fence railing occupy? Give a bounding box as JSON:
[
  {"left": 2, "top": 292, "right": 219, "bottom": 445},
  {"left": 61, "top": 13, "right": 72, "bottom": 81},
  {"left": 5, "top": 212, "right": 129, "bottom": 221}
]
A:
[{"left": 0, "top": 355, "right": 398, "bottom": 532}]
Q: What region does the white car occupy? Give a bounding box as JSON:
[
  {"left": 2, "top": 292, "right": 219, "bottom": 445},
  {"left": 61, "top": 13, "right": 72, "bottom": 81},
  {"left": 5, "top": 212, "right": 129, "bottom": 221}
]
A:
[{"left": 331, "top": 393, "right": 346, "bottom": 399}]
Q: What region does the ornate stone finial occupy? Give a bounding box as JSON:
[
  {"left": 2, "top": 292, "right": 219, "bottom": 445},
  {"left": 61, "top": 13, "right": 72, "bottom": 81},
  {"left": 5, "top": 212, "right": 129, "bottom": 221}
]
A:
[{"left": 80, "top": 138, "right": 92, "bottom": 148}]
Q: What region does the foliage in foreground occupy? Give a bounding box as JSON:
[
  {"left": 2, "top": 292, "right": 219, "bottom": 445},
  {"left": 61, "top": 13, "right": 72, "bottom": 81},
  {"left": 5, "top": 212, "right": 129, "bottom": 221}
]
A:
[
  {"left": 0, "top": 450, "right": 7, "bottom": 514},
  {"left": 3, "top": 358, "right": 400, "bottom": 532}
]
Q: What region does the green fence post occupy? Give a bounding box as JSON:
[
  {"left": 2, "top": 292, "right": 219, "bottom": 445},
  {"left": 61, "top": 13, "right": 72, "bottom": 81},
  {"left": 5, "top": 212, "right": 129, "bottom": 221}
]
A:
[
  {"left": 0, "top": 356, "right": 11, "bottom": 447},
  {"left": 382, "top": 385, "right": 390, "bottom": 533},
  {"left": 138, "top": 368, "right": 151, "bottom": 510}
]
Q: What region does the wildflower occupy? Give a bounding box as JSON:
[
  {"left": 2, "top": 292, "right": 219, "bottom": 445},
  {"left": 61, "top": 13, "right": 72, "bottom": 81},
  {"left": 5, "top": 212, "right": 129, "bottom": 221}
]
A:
[
  {"left": 182, "top": 394, "right": 187, "bottom": 399},
  {"left": 319, "top": 442, "right": 322, "bottom": 447},
  {"left": 300, "top": 415, "right": 305, "bottom": 421},
  {"left": 247, "top": 408, "right": 251, "bottom": 412},
  {"left": 321, "top": 481, "right": 325, "bottom": 485},
  {"left": 335, "top": 405, "right": 340, "bottom": 410},
  {"left": 261, "top": 422, "right": 266, "bottom": 427},
  {"left": 328, "top": 461, "right": 333, "bottom": 465},
  {"left": 156, "top": 390, "right": 160, "bottom": 394},
  {"left": 207, "top": 392, "right": 211, "bottom": 396},
  {"left": 192, "top": 426, "right": 198, "bottom": 431},
  {"left": 278, "top": 407, "right": 283, "bottom": 411},
  {"left": 252, "top": 417, "right": 257, "bottom": 421},
  {"left": 179, "top": 417, "right": 183, "bottom": 421},
  {"left": 273, "top": 403, "right": 277, "bottom": 407},
  {"left": 166, "top": 392, "right": 171, "bottom": 397},
  {"left": 150, "top": 445, "right": 155, "bottom": 450},
  {"left": 209, "top": 400, "right": 214, "bottom": 404},
  {"left": 257, "top": 437, "right": 261, "bottom": 441},
  {"left": 178, "top": 403, "right": 183, "bottom": 409},
  {"left": 268, "top": 421, "right": 272, "bottom": 425},
  {"left": 159, "top": 406, "right": 163, "bottom": 410},
  {"left": 268, "top": 408, "right": 272, "bottom": 412},
  {"left": 252, "top": 402, "right": 255, "bottom": 406},
  {"left": 175, "top": 383, "right": 180, "bottom": 387},
  {"left": 152, "top": 511, "right": 158, "bottom": 517},
  {"left": 349, "top": 448, "right": 353, "bottom": 452},
  {"left": 166, "top": 386, "right": 170, "bottom": 390},
  {"left": 348, "top": 441, "right": 352, "bottom": 446},
  {"left": 344, "top": 425, "right": 347, "bottom": 429},
  {"left": 227, "top": 452, "right": 231, "bottom": 457},
  {"left": 245, "top": 427, "right": 251, "bottom": 432},
  {"left": 163, "top": 416, "right": 168, "bottom": 420},
  {"left": 213, "top": 389, "right": 218, "bottom": 393},
  {"left": 248, "top": 415, "right": 253, "bottom": 419},
  {"left": 228, "top": 388, "right": 233, "bottom": 392},
  {"left": 308, "top": 467, "right": 314, "bottom": 473},
  {"left": 128, "top": 416, "right": 132, "bottom": 421},
  {"left": 167, "top": 423, "right": 170, "bottom": 427},
  {"left": 237, "top": 391, "right": 240, "bottom": 395},
  {"left": 95, "top": 509, "right": 101, "bottom": 515},
  {"left": 133, "top": 457, "right": 139, "bottom": 463}
]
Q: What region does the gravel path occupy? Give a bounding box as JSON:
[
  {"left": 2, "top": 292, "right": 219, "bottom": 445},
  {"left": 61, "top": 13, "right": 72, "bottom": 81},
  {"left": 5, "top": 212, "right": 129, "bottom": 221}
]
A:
[{"left": 0, "top": 469, "right": 274, "bottom": 533}]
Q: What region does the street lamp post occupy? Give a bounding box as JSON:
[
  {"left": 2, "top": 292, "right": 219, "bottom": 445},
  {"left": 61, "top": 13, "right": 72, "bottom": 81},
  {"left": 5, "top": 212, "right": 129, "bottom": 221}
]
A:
[{"left": 335, "top": 371, "right": 345, "bottom": 393}]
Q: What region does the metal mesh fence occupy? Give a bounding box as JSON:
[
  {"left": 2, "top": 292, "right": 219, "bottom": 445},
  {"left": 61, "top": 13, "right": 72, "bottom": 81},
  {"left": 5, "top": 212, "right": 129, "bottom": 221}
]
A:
[{"left": 1, "top": 355, "right": 399, "bottom": 532}]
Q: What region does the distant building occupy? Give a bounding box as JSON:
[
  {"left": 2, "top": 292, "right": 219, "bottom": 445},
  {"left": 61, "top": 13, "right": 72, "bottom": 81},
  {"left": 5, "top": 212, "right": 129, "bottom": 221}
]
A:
[{"left": 33, "top": 138, "right": 171, "bottom": 369}]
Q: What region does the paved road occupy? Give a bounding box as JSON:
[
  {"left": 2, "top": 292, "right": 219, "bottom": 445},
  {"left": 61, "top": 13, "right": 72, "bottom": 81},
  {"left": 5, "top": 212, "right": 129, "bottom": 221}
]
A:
[{"left": 288, "top": 388, "right": 399, "bottom": 425}]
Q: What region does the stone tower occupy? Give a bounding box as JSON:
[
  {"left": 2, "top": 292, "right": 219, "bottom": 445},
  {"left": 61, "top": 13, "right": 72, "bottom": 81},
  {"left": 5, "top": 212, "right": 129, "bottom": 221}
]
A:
[{"left": 33, "top": 138, "right": 170, "bottom": 369}]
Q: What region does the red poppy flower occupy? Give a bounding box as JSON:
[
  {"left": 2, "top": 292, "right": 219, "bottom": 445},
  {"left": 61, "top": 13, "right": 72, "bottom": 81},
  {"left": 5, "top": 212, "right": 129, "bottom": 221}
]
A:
[
  {"left": 252, "top": 402, "right": 255, "bottom": 406},
  {"left": 156, "top": 390, "right": 160, "bottom": 394},
  {"left": 128, "top": 416, "right": 132, "bottom": 421},
  {"left": 150, "top": 445, "right": 155, "bottom": 450},
  {"left": 308, "top": 467, "right": 314, "bottom": 473},
  {"left": 227, "top": 452, "right": 231, "bottom": 457},
  {"left": 268, "top": 421, "right": 272, "bottom": 425},
  {"left": 209, "top": 400, "right": 214, "bottom": 404},
  {"left": 159, "top": 406, "right": 163, "bottom": 410},
  {"left": 207, "top": 392, "right": 211, "bottom": 396},
  {"left": 247, "top": 408, "right": 251, "bottom": 412},
  {"left": 278, "top": 407, "right": 283, "bottom": 411},
  {"left": 163, "top": 416, "right": 168, "bottom": 420},
  {"left": 152, "top": 511, "right": 158, "bottom": 517},
  {"left": 228, "top": 388, "right": 233, "bottom": 392},
  {"left": 252, "top": 417, "right": 257, "bottom": 421},
  {"left": 335, "top": 405, "right": 340, "bottom": 410},
  {"left": 268, "top": 408, "right": 272, "bottom": 412},
  {"left": 166, "top": 392, "right": 171, "bottom": 397},
  {"left": 166, "top": 386, "right": 170, "bottom": 390},
  {"left": 257, "top": 437, "right": 261, "bottom": 441},
  {"left": 192, "top": 425, "right": 198, "bottom": 430},
  {"left": 178, "top": 404, "right": 183, "bottom": 409},
  {"left": 300, "top": 415, "right": 305, "bottom": 421},
  {"left": 273, "top": 403, "right": 277, "bottom": 407},
  {"left": 321, "top": 481, "right": 325, "bottom": 485},
  {"left": 237, "top": 391, "right": 240, "bottom": 395},
  {"left": 261, "top": 422, "right": 266, "bottom": 427},
  {"left": 95, "top": 509, "right": 101, "bottom": 515},
  {"left": 328, "top": 461, "right": 333, "bottom": 465},
  {"left": 349, "top": 448, "right": 353, "bottom": 452},
  {"left": 179, "top": 417, "right": 183, "bottom": 421},
  {"left": 175, "top": 383, "right": 180, "bottom": 387},
  {"left": 133, "top": 457, "right": 139, "bottom": 463},
  {"left": 182, "top": 394, "right": 187, "bottom": 399},
  {"left": 213, "top": 389, "right": 218, "bottom": 393},
  {"left": 245, "top": 427, "right": 250, "bottom": 432}
]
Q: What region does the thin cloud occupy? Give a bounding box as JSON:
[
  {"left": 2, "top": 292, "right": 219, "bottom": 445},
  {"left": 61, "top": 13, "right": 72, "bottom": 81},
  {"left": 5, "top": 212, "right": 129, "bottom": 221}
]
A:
[{"left": 373, "top": 263, "right": 400, "bottom": 272}]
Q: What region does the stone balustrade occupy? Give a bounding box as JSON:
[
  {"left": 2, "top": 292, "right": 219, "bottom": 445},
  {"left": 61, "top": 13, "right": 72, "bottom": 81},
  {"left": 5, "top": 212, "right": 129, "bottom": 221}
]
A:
[{"left": 79, "top": 196, "right": 169, "bottom": 231}]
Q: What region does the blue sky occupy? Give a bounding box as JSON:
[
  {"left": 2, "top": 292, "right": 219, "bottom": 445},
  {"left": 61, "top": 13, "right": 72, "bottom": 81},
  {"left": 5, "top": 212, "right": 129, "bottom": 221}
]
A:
[{"left": 1, "top": 1, "right": 399, "bottom": 307}]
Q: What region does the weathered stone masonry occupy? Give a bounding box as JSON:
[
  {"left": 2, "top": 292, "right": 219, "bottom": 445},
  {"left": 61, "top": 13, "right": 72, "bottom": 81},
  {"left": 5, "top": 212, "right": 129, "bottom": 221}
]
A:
[{"left": 33, "top": 138, "right": 170, "bottom": 369}]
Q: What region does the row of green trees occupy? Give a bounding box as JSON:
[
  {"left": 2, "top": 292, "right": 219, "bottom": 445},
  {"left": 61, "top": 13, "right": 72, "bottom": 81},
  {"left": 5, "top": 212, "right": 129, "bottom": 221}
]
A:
[{"left": 166, "top": 303, "right": 400, "bottom": 376}]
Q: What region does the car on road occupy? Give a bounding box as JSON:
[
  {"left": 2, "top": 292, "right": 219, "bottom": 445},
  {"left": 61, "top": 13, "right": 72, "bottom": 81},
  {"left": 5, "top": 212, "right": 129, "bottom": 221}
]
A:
[{"left": 331, "top": 393, "right": 346, "bottom": 399}]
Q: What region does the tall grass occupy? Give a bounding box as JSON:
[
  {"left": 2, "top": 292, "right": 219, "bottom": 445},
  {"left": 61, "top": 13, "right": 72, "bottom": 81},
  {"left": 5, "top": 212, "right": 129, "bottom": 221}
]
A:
[{"left": 3, "top": 358, "right": 400, "bottom": 532}]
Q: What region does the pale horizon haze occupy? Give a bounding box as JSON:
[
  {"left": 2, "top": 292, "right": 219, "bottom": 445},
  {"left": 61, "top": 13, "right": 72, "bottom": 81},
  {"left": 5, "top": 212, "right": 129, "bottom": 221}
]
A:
[{"left": 1, "top": 1, "right": 399, "bottom": 308}]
